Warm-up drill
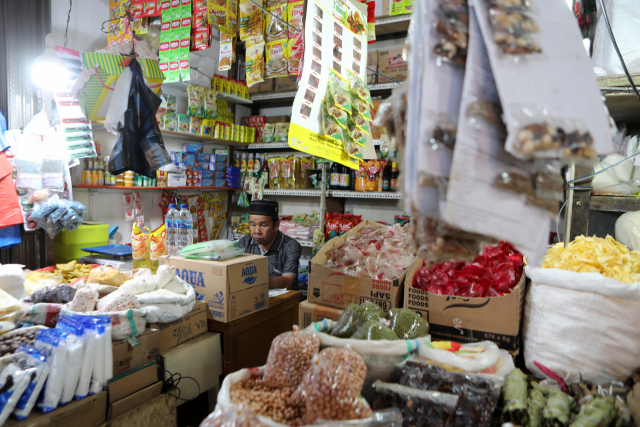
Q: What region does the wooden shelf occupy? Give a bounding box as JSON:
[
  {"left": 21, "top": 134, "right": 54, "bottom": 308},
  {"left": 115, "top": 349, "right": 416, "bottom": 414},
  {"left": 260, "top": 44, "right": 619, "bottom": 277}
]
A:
[
  {"left": 74, "top": 185, "right": 239, "bottom": 191},
  {"left": 375, "top": 14, "right": 412, "bottom": 36},
  {"left": 590, "top": 195, "right": 640, "bottom": 213}
]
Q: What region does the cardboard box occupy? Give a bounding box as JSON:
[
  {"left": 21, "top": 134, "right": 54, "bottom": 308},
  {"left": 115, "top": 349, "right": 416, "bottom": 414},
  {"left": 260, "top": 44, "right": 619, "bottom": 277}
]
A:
[
  {"left": 5, "top": 391, "right": 107, "bottom": 427},
  {"left": 249, "top": 79, "right": 274, "bottom": 94},
  {"left": 160, "top": 254, "right": 269, "bottom": 323},
  {"left": 309, "top": 220, "right": 413, "bottom": 312},
  {"left": 371, "top": 100, "right": 383, "bottom": 139},
  {"left": 378, "top": 47, "right": 408, "bottom": 84},
  {"left": 274, "top": 75, "right": 298, "bottom": 92},
  {"left": 299, "top": 300, "right": 345, "bottom": 328},
  {"left": 112, "top": 301, "right": 208, "bottom": 376},
  {"left": 265, "top": 115, "right": 290, "bottom": 123},
  {"left": 404, "top": 261, "right": 527, "bottom": 354},
  {"left": 367, "top": 51, "right": 378, "bottom": 85},
  {"left": 108, "top": 382, "right": 163, "bottom": 420},
  {"left": 108, "top": 362, "right": 159, "bottom": 405},
  {"left": 167, "top": 172, "right": 186, "bottom": 187}
]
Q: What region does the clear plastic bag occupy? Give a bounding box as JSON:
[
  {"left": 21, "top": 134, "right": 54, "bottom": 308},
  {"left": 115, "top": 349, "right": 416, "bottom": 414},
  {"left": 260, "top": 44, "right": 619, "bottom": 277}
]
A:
[
  {"left": 386, "top": 308, "right": 430, "bottom": 340},
  {"left": 331, "top": 302, "right": 384, "bottom": 338},
  {"left": 262, "top": 327, "right": 320, "bottom": 388},
  {"left": 0, "top": 357, "right": 37, "bottom": 424},
  {"left": 351, "top": 320, "right": 398, "bottom": 341},
  {"left": 35, "top": 329, "right": 69, "bottom": 413},
  {"left": 16, "top": 150, "right": 44, "bottom": 190},
  {"left": 200, "top": 406, "right": 266, "bottom": 427},
  {"left": 12, "top": 344, "right": 50, "bottom": 420},
  {"left": 372, "top": 380, "right": 459, "bottom": 427}
]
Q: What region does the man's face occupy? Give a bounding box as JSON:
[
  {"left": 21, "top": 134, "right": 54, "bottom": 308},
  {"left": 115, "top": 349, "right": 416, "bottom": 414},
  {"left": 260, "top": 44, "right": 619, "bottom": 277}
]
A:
[{"left": 249, "top": 214, "right": 278, "bottom": 245}]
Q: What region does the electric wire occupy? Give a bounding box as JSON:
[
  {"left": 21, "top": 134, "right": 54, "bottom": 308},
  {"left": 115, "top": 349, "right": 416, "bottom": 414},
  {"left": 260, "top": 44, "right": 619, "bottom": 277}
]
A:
[
  {"left": 164, "top": 370, "right": 202, "bottom": 402},
  {"left": 64, "top": 0, "right": 72, "bottom": 48}
]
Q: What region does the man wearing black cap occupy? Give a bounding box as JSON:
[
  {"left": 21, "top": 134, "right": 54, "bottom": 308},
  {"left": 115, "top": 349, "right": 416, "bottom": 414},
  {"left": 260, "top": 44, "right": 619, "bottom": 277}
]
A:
[{"left": 237, "top": 199, "right": 302, "bottom": 290}]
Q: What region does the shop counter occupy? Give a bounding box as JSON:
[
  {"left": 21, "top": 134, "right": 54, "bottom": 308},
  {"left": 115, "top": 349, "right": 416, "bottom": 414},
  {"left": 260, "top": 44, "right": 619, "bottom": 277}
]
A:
[{"left": 207, "top": 290, "right": 301, "bottom": 375}]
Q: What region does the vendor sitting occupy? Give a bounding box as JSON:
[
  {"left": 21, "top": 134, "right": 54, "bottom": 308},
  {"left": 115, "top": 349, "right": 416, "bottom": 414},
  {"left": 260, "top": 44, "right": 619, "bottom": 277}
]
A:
[{"left": 237, "top": 200, "right": 302, "bottom": 290}]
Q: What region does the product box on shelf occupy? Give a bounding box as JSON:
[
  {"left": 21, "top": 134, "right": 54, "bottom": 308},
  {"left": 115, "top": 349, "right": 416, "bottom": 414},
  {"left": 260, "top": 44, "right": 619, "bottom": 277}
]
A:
[
  {"left": 248, "top": 79, "right": 275, "bottom": 94},
  {"left": 111, "top": 301, "right": 208, "bottom": 375},
  {"left": 299, "top": 300, "right": 345, "bottom": 328},
  {"left": 367, "top": 51, "right": 378, "bottom": 85},
  {"left": 404, "top": 262, "right": 526, "bottom": 354},
  {"left": 160, "top": 254, "right": 269, "bottom": 323},
  {"left": 378, "top": 47, "right": 408, "bottom": 83},
  {"left": 265, "top": 115, "right": 290, "bottom": 124},
  {"left": 167, "top": 172, "right": 187, "bottom": 187},
  {"left": 274, "top": 75, "right": 298, "bottom": 92},
  {"left": 309, "top": 220, "right": 413, "bottom": 313}
]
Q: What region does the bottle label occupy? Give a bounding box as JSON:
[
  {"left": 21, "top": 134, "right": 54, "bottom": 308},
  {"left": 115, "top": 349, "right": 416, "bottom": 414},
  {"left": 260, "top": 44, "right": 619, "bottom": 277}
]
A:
[
  {"left": 340, "top": 174, "right": 350, "bottom": 187},
  {"left": 391, "top": 178, "right": 397, "bottom": 190},
  {"left": 383, "top": 178, "right": 390, "bottom": 190},
  {"left": 330, "top": 173, "right": 340, "bottom": 185},
  {"left": 240, "top": 160, "right": 247, "bottom": 172}
]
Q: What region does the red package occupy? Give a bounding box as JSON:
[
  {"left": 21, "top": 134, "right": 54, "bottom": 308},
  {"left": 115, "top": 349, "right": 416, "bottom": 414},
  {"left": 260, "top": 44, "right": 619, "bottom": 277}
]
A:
[
  {"left": 326, "top": 213, "right": 340, "bottom": 240},
  {"left": 412, "top": 241, "right": 525, "bottom": 298},
  {"left": 192, "top": 7, "right": 207, "bottom": 28},
  {"left": 191, "top": 26, "right": 210, "bottom": 51},
  {"left": 144, "top": 1, "right": 161, "bottom": 17},
  {"left": 338, "top": 218, "right": 354, "bottom": 235}
]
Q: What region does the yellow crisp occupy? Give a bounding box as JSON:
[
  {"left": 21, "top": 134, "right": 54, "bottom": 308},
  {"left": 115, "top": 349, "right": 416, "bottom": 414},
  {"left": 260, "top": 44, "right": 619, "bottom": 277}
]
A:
[{"left": 542, "top": 235, "right": 640, "bottom": 284}]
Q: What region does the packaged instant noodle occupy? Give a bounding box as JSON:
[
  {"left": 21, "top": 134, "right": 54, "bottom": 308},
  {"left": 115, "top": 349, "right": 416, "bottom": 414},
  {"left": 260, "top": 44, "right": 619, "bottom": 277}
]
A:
[
  {"left": 322, "top": 104, "right": 345, "bottom": 142},
  {"left": 268, "top": 157, "right": 281, "bottom": 189},
  {"left": 274, "top": 123, "right": 289, "bottom": 142},
  {"left": 203, "top": 89, "right": 217, "bottom": 119},
  {"left": 266, "top": 3, "right": 287, "bottom": 42},
  {"left": 353, "top": 97, "right": 373, "bottom": 121},
  {"left": 280, "top": 155, "right": 295, "bottom": 189},
  {"left": 245, "top": 39, "right": 265, "bottom": 86},
  {"left": 348, "top": 69, "right": 373, "bottom": 105},
  {"left": 265, "top": 40, "right": 288, "bottom": 78},
  {"left": 351, "top": 111, "right": 371, "bottom": 135},
  {"left": 349, "top": 123, "right": 368, "bottom": 146},
  {"left": 288, "top": 0, "right": 303, "bottom": 38},
  {"left": 208, "top": 0, "right": 228, "bottom": 27},
  {"left": 239, "top": 0, "right": 264, "bottom": 41},
  {"left": 287, "top": 38, "right": 302, "bottom": 75},
  {"left": 325, "top": 93, "right": 349, "bottom": 129},
  {"left": 262, "top": 123, "right": 275, "bottom": 142},
  {"left": 219, "top": 36, "right": 233, "bottom": 71},
  {"left": 343, "top": 135, "right": 361, "bottom": 156},
  {"left": 187, "top": 86, "right": 204, "bottom": 117},
  {"left": 328, "top": 71, "right": 353, "bottom": 112}
]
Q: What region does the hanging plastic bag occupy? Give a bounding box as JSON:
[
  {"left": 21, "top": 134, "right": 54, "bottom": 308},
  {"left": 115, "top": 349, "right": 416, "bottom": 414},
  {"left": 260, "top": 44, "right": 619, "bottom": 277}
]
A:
[
  {"left": 108, "top": 58, "right": 171, "bottom": 178},
  {"left": 104, "top": 67, "right": 133, "bottom": 136}
]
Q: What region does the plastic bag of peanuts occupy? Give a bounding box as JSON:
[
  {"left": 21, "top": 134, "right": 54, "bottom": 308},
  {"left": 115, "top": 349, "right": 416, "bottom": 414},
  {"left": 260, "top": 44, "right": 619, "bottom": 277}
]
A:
[
  {"left": 200, "top": 406, "right": 266, "bottom": 427},
  {"left": 262, "top": 327, "right": 320, "bottom": 388}
]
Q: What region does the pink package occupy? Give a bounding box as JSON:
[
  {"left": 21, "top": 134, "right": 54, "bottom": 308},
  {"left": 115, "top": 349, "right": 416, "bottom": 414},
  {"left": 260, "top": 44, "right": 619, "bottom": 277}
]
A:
[
  {"left": 96, "top": 289, "right": 140, "bottom": 312},
  {"left": 66, "top": 287, "right": 99, "bottom": 313}
]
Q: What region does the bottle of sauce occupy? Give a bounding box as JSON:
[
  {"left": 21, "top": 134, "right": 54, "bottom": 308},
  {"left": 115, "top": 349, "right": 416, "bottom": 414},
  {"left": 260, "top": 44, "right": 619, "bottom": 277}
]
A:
[
  {"left": 330, "top": 162, "right": 340, "bottom": 190},
  {"left": 261, "top": 154, "right": 270, "bottom": 188},
  {"left": 390, "top": 162, "right": 399, "bottom": 191},
  {"left": 350, "top": 167, "right": 356, "bottom": 191},
  {"left": 382, "top": 161, "right": 392, "bottom": 191},
  {"left": 377, "top": 160, "right": 384, "bottom": 192},
  {"left": 339, "top": 164, "right": 350, "bottom": 190},
  {"left": 91, "top": 168, "right": 99, "bottom": 186},
  {"left": 116, "top": 173, "right": 124, "bottom": 186}
]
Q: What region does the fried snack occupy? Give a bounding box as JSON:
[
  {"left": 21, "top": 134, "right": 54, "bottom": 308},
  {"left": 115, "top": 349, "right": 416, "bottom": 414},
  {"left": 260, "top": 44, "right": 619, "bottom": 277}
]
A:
[
  {"left": 87, "top": 266, "right": 124, "bottom": 287},
  {"left": 53, "top": 262, "right": 93, "bottom": 283},
  {"left": 543, "top": 235, "right": 640, "bottom": 284}
]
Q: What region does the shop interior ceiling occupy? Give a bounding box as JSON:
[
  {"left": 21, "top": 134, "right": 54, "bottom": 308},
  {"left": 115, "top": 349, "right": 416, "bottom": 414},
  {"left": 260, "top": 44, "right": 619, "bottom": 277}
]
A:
[{"left": 0, "top": 0, "right": 51, "bottom": 130}]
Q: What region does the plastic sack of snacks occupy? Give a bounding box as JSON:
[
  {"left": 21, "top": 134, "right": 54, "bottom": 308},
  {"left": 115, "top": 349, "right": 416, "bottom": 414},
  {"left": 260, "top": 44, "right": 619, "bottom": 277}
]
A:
[
  {"left": 330, "top": 302, "right": 383, "bottom": 338},
  {"left": 372, "top": 380, "right": 458, "bottom": 427},
  {"left": 351, "top": 320, "right": 398, "bottom": 341},
  {"left": 418, "top": 341, "right": 515, "bottom": 376},
  {"left": 137, "top": 278, "right": 196, "bottom": 324},
  {"left": 400, "top": 360, "right": 503, "bottom": 427},
  {"left": 87, "top": 266, "right": 124, "bottom": 287},
  {"left": 387, "top": 308, "right": 429, "bottom": 339},
  {"left": 262, "top": 327, "right": 320, "bottom": 388},
  {"left": 97, "top": 289, "right": 140, "bottom": 312}
]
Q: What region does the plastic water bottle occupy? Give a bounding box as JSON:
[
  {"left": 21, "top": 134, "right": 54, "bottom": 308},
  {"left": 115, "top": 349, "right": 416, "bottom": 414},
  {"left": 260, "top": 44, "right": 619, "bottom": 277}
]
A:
[
  {"left": 179, "top": 204, "right": 193, "bottom": 250},
  {"left": 165, "top": 204, "right": 178, "bottom": 255}
]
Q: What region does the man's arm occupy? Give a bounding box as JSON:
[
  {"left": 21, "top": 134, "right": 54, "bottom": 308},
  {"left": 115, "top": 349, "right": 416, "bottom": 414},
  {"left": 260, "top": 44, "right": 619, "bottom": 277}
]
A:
[{"left": 268, "top": 273, "right": 296, "bottom": 289}]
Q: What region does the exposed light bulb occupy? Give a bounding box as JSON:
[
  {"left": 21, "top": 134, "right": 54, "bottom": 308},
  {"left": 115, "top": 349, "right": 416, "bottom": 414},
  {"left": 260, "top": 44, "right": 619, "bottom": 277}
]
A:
[{"left": 31, "top": 34, "right": 69, "bottom": 90}]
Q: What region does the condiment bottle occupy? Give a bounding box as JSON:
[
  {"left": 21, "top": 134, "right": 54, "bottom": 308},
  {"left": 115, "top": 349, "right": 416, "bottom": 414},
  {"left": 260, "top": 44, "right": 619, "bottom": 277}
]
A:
[
  {"left": 390, "top": 162, "right": 398, "bottom": 192},
  {"left": 382, "top": 161, "right": 392, "bottom": 191},
  {"left": 97, "top": 170, "right": 105, "bottom": 186},
  {"left": 377, "top": 160, "right": 384, "bottom": 192},
  {"left": 91, "top": 169, "right": 99, "bottom": 186}
]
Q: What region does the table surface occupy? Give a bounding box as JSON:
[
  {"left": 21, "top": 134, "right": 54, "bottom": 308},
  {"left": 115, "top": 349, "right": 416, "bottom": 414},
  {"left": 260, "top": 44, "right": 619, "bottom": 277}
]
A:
[{"left": 208, "top": 290, "right": 301, "bottom": 375}]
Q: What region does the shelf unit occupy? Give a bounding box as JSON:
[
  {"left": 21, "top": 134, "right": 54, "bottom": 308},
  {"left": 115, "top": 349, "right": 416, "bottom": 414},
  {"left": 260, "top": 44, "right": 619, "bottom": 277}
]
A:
[
  {"left": 240, "top": 139, "right": 381, "bottom": 150},
  {"left": 374, "top": 14, "right": 412, "bottom": 36},
  {"left": 162, "top": 81, "right": 253, "bottom": 105},
  {"left": 249, "top": 83, "right": 401, "bottom": 103},
  {"left": 244, "top": 188, "right": 401, "bottom": 199},
  {"left": 74, "top": 185, "right": 239, "bottom": 192}
]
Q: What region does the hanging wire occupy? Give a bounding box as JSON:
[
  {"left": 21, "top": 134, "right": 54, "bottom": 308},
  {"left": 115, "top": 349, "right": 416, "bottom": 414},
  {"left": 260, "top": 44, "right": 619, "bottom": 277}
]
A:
[
  {"left": 568, "top": 151, "right": 640, "bottom": 184},
  {"left": 366, "top": 68, "right": 400, "bottom": 85},
  {"left": 64, "top": 0, "right": 73, "bottom": 48},
  {"left": 163, "top": 370, "right": 202, "bottom": 402},
  {"left": 599, "top": 0, "right": 640, "bottom": 102},
  {"left": 248, "top": 0, "right": 298, "bottom": 32}
]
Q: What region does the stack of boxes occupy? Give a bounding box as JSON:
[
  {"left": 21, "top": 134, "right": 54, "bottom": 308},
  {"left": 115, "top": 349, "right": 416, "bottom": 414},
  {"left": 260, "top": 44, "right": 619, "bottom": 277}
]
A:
[{"left": 169, "top": 144, "right": 230, "bottom": 187}]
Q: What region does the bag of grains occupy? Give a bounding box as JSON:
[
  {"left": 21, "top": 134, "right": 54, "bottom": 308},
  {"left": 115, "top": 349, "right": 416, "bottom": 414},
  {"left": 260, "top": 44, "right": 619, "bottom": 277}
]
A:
[{"left": 262, "top": 327, "right": 320, "bottom": 388}]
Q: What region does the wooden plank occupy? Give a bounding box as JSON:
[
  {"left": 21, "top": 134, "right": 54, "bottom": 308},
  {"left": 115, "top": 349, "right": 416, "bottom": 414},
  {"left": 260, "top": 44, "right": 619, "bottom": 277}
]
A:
[
  {"left": 566, "top": 163, "right": 592, "bottom": 241},
  {"left": 598, "top": 73, "right": 640, "bottom": 88},
  {"left": 603, "top": 92, "right": 640, "bottom": 128},
  {"left": 591, "top": 195, "right": 640, "bottom": 212}
]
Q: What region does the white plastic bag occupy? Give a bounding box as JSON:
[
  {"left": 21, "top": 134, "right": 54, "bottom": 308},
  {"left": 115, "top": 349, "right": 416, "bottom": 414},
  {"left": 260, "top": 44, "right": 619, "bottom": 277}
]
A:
[
  {"left": 104, "top": 66, "right": 132, "bottom": 135},
  {"left": 74, "top": 318, "right": 98, "bottom": 400},
  {"left": 615, "top": 211, "right": 640, "bottom": 250},
  {"left": 523, "top": 266, "right": 640, "bottom": 384},
  {"left": 55, "top": 314, "right": 84, "bottom": 405},
  {"left": 13, "top": 345, "right": 50, "bottom": 420},
  {"left": 592, "top": 0, "right": 640, "bottom": 76},
  {"left": 0, "top": 264, "right": 26, "bottom": 299},
  {"left": 417, "top": 341, "right": 505, "bottom": 374},
  {"left": 139, "top": 278, "right": 196, "bottom": 323},
  {"left": 88, "top": 317, "right": 107, "bottom": 395},
  {"left": 35, "top": 329, "right": 68, "bottom": 413},
  {"left": 0, "top": 361, "right": 35, "bottom": 425}
]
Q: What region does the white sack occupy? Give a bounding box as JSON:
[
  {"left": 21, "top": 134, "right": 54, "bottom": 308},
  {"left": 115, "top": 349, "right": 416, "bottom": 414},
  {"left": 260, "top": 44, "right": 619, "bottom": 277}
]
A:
[
  {"left": 615, "top": 211, "right": 640, "bottom": 251},
  {"left": 0, "top": 264, "right": 26, "bottom": 299},
  {"left": 523, "top": 266, "right": 640, "bottom": 384},
  {"left": 138, "top": 278, "right": 196, "bottom": 323},
  {"left": 593, "top": 0, "right": 640, "bottom": 76}
]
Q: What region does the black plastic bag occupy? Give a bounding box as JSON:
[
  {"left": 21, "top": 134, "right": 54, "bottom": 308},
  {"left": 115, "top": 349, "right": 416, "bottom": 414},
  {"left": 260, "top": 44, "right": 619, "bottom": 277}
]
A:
[{"left": 108, "top": 58, "right": 171, "bottom": 178}]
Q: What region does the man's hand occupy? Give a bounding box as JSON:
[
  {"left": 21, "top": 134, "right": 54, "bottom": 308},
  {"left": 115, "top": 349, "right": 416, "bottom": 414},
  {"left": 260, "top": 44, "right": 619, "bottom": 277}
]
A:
[{"left": 268, "top": 274, "right": 295, "bottom": 289}]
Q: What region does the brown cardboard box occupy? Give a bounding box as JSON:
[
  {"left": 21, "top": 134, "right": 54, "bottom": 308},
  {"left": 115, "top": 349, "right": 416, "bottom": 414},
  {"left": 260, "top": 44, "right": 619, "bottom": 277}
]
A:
[
  {"left": 404, "top": 262, "right": 527, "bottom": 354},
  {"left": 378, "top": 47, "right": 408, "bottom": 83},
  {"left": 112, "top": 301, "right": 208, "bottom": 376},
  {"left": 274, "top": 75, "right": 298, "bottom": 92},
  {"left": 249, "top": 79, "right": 274, "bottom": 94},
  {"left": 5, "top": 391, "right": 107, "bottom": 427},
  {"left": 265, "top": 115, "right": 290, "bottom": 123},
  {"left": 371, "top": 100, "right": 383, "bottom": 138},
  {"left": 367, "top": 51, "right": 378, "bottom": 85},
  {"left": 108, "top": 382, "right": 163, "bottom": 420},
  {"left": 108, "top": 362, "right": 159, "bottom": 404},
  {"left": 308, "top": 220, "right": 414, "bottom": 312},
  {"left": 382, "top": 0, "right": 391, "bottom": 16},
  {"left": 299, "top": 300, "right": 345, "bottom": 328},
  {"left": 160, "top": 254, "right": 269, "bottom": 323}
]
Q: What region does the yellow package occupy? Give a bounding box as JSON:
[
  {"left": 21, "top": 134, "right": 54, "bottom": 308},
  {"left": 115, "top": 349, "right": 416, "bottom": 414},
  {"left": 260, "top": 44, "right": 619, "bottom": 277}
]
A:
[
  {"left": 219, "top": 37, "right": 233, "bottom": 71},
  {"left": 24, "top": 271, "right": 63, "bottom": 296},
  {"left": 246, "top": 40, "right": 266, "bottom": 87},
  {"left": 266, "top": 3, "right": 287, "bottom": 42},
  {"left": 208, "top": 0, "right": 230, "bottom": 31},
  {"left": 148, "top": 224, "right": 166, "bottom": 274},
  {"left": 268, "top": 156, "right": 281, "bottom": 189},
  {"left": 132, "top": 221, "right": 150, "bottom": 270},
  {"left": 239, "top": 0, "right": 265, "bottom": 41},
  {"left": 265, "top": 40, "right": 288, "bottom": 78},
  {"left": 288, "top": 0, "right": 303, "bottom": 38},
  {"left": 87, "top": 266, "right": 124, "bottom": 287},
  {"left": 280, "top": 155, "right": 295, "bottom": 189}
]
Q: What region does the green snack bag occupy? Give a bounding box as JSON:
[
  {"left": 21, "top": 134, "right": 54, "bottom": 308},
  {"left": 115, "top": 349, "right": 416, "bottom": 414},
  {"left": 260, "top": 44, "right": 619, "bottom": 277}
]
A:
[
  {"left": 328, "top": 70, "right": 353, "bottom": 113},
  {"left": 178, "top": 114, "right": 190, "bottom": 133},
  {"left": 351, "top": 320, "right": 399, "bottom": 340},
  {"left": 325, "top": 91, "right": 349, "bottom": 129},
  {"left": 321, "top": 104, "right": 345, "bottom": 142},
  {"left": 353, "top": 97, "right": 373, "bottom": 121},
  {"left": 386, "top": 308, "right": 430, "bottom": 339},
  {"left": 347, "top": 69, "right": 373, "bottom": 106}
]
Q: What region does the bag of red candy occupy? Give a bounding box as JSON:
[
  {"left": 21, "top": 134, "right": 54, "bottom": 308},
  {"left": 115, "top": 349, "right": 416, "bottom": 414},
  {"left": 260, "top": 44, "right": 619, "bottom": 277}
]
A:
[
  {"left": 412, "top": 241, "right": 524, "bottom": 297},
  {"left": 326, "top": 213, "right": 362, "bottom": 240}
]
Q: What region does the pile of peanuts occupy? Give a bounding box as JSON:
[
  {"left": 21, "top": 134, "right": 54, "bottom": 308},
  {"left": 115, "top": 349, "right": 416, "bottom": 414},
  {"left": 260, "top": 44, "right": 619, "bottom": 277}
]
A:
[
  {"left": 262, "top": 330, "right": 320, "bottom": 388},
  {"left": 230, "top": 378, "right": 306, "bottom": 426}
]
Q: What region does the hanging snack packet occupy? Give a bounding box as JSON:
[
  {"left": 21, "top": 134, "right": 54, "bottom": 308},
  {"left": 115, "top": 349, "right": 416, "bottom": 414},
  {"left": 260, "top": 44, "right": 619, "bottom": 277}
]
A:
[
  {"left": 239, "top": 0, "right": 264, "bottom": 41},
  {"left": 274, "top": 122, "right": 290, "bottom": 142},
  {"left": 246, "top": 40, "right": 266, "bottom": 86},
  {"left": 219, "top": 36, "right": 233, "bottom": 71},
  {"left": 268, "top": 157, "right": 281, "bottom": 189},
  {"left": 262, "top": 123, "right": 275, "bottom": 142},
  {"left": 187, "top": 86, "right": 204, "bottom": 117},
  {"left": 265, "top": 40, "right": 288, "bottom": 78},
  {"left": 347, "top": 69, "right": 373, "bottom": 106},
  {"left": 349, "top": 123, "right": 368, "bottom": 146},
  {"left": 266, "top": 3, "right": 287, "bottom": 42},
  {"left": 351, "top": 111, "right": 371, "bottom": 135},
  {"left": 280, "top": 155, "right": 294, "bottom": 189},
  {"left": 352, "top": 97, "right": 373, "bottom": 121},
  {"left": 13, "top": 345, "right": 50, "bottom": 421},
  {"left": 288, "top": 0, "right": 303, "bottom": 39},
  {"left": 325, "top": 93, "right": 349, "bottom": 129},
  {"left": 322, "top": 104, "right": 345, "bottom": 142},
  {"left": 203, "top": 89, "right": 216, "bottom": 119},
  {"left": 328, "top": 71, "right": 352, "bottom": 112}
]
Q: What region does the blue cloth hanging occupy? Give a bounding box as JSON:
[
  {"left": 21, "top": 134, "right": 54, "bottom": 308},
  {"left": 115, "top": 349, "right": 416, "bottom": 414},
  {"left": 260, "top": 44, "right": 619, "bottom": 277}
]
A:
[
  {"left": 0, "top": 111, "right": 8, "bottom": 151},
  {"left": 0, "top": 225, "right": 21, "bottom": 250}
]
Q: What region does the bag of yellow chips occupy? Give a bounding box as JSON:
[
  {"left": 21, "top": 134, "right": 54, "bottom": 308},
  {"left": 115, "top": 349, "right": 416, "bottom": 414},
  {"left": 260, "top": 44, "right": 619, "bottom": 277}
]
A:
[
  {"left": 239, "top": 0, "right": 265, "bottom": 41},
  {"left": 246, "top": 39, "right": 265, "bottom": 87}
]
